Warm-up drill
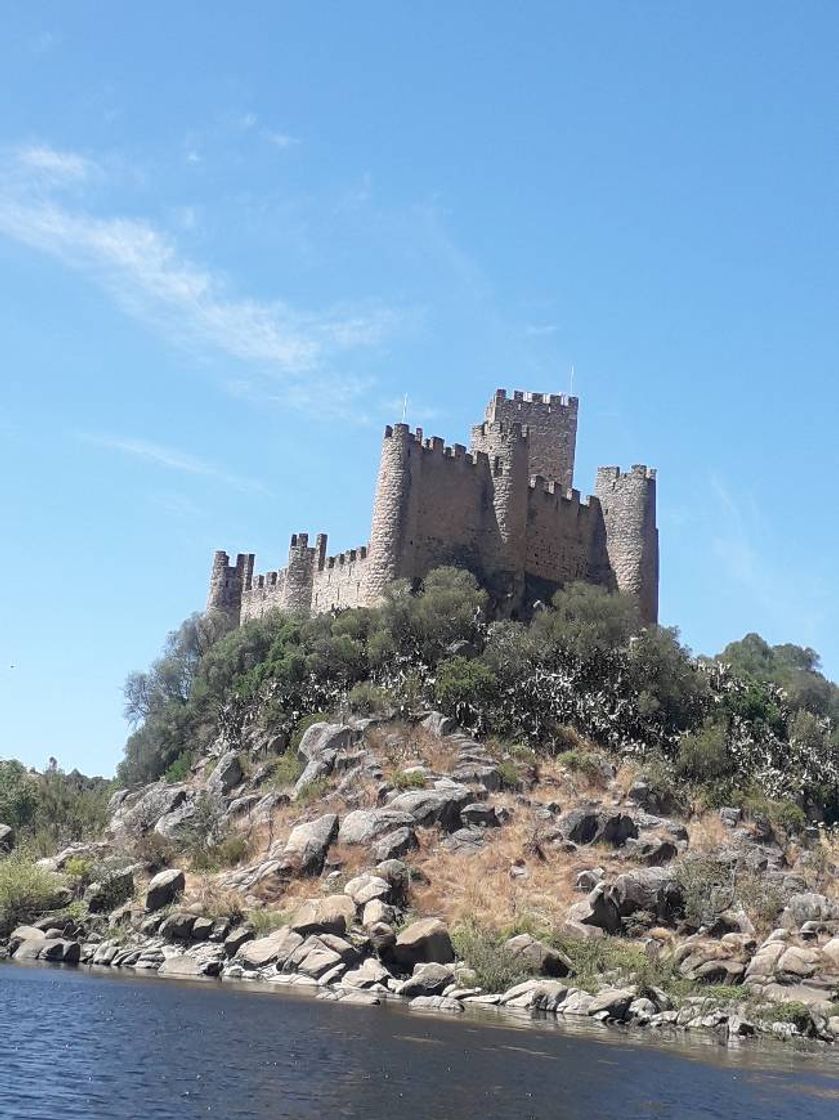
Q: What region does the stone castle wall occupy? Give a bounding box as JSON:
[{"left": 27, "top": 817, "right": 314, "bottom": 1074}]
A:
[{"left": 207, "top": 388, "right": 659, "bottom": 625}]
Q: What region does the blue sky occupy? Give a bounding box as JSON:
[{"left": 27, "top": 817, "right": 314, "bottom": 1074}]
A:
[{"left": 1, "top": 3, "right": 837, "bottom": 776}]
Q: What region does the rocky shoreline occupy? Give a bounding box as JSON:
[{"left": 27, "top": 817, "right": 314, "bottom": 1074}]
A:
[{"left": 3, "top": 717, "right": 839, "bottom": 1050}]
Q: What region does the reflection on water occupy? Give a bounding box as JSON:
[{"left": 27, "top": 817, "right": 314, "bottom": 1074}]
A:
[{"left": 1, "top": 962, "right": 838, "bottom": 1120}]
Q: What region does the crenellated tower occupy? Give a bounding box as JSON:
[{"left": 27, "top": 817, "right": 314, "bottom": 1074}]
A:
[
  {"left": 594, "top": 465, "right": 659, "bottom": 624},
  {"left": 206, "top": 550, "right": 254, "bottom": 625},
  {"left": 469, "top": 418, "right": 529, "bottom": 604},
  {"left": 484, "top": 389, "right": 579, "bottom": 491},
  {"left": 361, "top": 423, "right": 415, "bottom": 602}
]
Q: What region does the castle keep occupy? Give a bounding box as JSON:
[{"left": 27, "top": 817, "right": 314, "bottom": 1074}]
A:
[{"left": 207, "top": 389, "right": 659, "bottom": 626}]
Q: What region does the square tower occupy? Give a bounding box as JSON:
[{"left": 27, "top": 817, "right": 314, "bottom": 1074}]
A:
[{"left": 484, "top": 389, "right": 578, "bottom": 491}]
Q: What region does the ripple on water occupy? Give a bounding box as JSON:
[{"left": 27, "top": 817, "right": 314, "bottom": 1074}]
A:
[{"left": 1, "top": 963, "right": 838, "bottom": 1120}]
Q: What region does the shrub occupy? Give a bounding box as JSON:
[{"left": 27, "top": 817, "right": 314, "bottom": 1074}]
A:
[
  {"left": 247, "top": 908, "right": 289, "bottom": 936},
  {"left": 295, "top": 777, "right": 330, "bottom": 805},
  {"left": 759, "top": 1000, "right": 812, "bottom": 1032},
  {"left": 269, "top": 751, "right": 304, "bottom": 789},
  {"left": 164, "top": 752, "right": 193, "bottom": 784},
  {"left": 556, "top": 748, "right": 610, "bottom": 785},
  {"left": 392, "top": 769, "right": 426, "bottom": 791},
  {"left": 63, "top": 856, "right": 94, "bottom": 886},
  {"left": 496, "top": 759, "right": 521, "bottom": 789},
  {"left": 131, "top": 830, "right": 179, "bottom": 873},
  {"left": 0, "top": 852, "right": 63, "bottom": 936},
  {"left": 347, "top": 681, "right": 389, "bottom": 715},
  {"left": 674, "top": 855, "right": 733, "bottom": 927},
  {"left": 0, "top": 761, "right": 39, "bottom": 831},
  {"left": 191, "top": 834, "right": 250, "bottom": 872},
  {"left": 741, "top": 793, "right": 807, "bottom": 837},
  {"left": 434, "top": 656, "right": 497, "bottom": 723},
  {"left": 451, "top": 922, "right": 533, "bottom": 992},
  {"left": 674, "top": 721, "right": 734, "bottom": 788}
]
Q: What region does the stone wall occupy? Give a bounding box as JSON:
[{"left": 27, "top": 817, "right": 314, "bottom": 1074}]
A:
[
  {"left": 312, "top": 547, "right": 370, "bottom": 612},
  {"left": 524, "top": 482, "right": 614, "bottom": 588}
]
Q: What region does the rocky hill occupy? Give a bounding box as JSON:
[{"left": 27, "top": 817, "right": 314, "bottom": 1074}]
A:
[{"left": 3, "top": 711, "right": 839, "bottom": 1044}]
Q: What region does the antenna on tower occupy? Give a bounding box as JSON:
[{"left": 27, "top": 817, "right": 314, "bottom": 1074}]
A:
[
  {"left": 569, "top": 364, "right": 575, "bottom": 396},
  {"left": 401, "top": 393, "right": 408, "bottom": 422}
]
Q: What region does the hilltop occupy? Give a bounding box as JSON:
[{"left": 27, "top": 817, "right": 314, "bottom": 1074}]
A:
[{"left": 1, "top": 569, "right": 838, "bottom": 1043}]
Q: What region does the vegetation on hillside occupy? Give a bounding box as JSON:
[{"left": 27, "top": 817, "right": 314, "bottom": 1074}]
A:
[
  {"left": 115, "top": 567, "right": 839, "bottom": 822},
  {"left": 0, "top": 760, "right": 111, "bottom": 854}
]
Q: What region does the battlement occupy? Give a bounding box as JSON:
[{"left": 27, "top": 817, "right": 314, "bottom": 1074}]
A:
[
  {"left": 324, "top": 544, "right": 369, "bottom": 569},
  {"left": 493, "top": 388, "right": 577, "bottom": 408},
  {"left": 597, "top": 464, "right": 657, "bottom": 484},
  {"left": 208, "top": 386, "right": 659, "bottom": 626},
  {"left": 385, "top": 422, "right": 490, "bottom": 467},
  {"left": 528, "top": 476, "right": 597, "bottom": 510}
]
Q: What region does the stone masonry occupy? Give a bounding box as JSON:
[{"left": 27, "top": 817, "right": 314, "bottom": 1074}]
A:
[{"left": 207, "top": 389, "right": 659, "bottom": 625}]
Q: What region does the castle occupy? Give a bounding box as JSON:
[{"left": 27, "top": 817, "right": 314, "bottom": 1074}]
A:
[{"left": 207, "top": 389, "right": 659, "bottom": 626}]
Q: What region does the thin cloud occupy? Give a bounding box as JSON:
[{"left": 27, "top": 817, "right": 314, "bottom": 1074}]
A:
[
  {"left": 263, "top": 130, "right": 299, "bottom": 150},
  {"left": 13, "top": 144, "right": 92, "bottom": 183},
  {"left": 0, "top": 144, "right": 398, "bottom": 408},
  {"left": 81, "top": 434, "right": 267, "bottom": 493}
]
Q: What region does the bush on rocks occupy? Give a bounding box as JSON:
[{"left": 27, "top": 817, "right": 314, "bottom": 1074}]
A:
[{"left": 0, "top": 852, "right": 64, "bottom": 936}]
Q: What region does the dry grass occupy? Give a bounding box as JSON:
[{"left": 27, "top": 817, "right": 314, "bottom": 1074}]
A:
[
  {"left": 364, "top": 722, "right": 459, "bottom": 779},
  {"left": 686, "top": 811, "right": 730, "bottom": 852},
  {"left": 407, "top": 813, "right": 584, "bottom": 934},
  {"left": 184, "top": 875, "right": 243, "bottom": 920}
]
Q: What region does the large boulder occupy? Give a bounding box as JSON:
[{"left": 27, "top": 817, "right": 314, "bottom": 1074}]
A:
[
  {"left": 557, "top": 806, "right": 638, "bottom": 847},
  {"left": 145, "top": 868, "right": 185, "bottom": 912},
  {"left": 289, "top": 895, "right": 355, "bottom": 937},
  {"left": 503, "top": 933, "right": 573, "bottom": 978},
  {"left": 208, "top": 751, "right": 243, "bottom": 796},
  {"left": 387, "top": 785, "right": 472, "bottom": 832},
  {"left": 608, "top": 868, "right": 683, "bottom": 924},
  {"left": 565, "top": 883, "right": 621, "bottom": 934},
  {"left": 85, "top": 868, "right": 135, "bottom": 914},
  {"left": 371, "top": 827, "right": 418, "bottom": 862},
  {"left": 158, "top": 956, "right": 204, "bottom": 979},
  {"left": 154, "top": 798, "right": 199, "bottom": 842},
  {"left": 237, "top": 927, "right": 303, "bottom": 969},
  {"left": 780, "top": 893, "right": 839, "bottom": 929},
  {"left": 587, "top": 987, "right": 634, "bottom": 1021},
  {"left": 0, "top": 824, "right": 14, "bottom": 852},
  {"left": 344, "top": 875, "right": 391, "bottom": 907},
  {"left": 420, "top": 712, "right": 458, "bottom": 738},
  {"left": 287, "top": 933, "right": 359, "bottom": 979},
  {"left": 397, "top": 962, "right": 454, "bottom": 997},
  {"left": 281, "top": 814, "right": 338, "bottom": 876},
  {"left": 298, "top": 722, "right": 358, "bottom": 763},
  {"left": 338, "top": 809, "right": 415, "bottom": 846},
  {"left": 393, "top": 918, "right": 454, "bottom": 969},
  {"left": 159, "top": 911, "right": 197, "bottom": 941},
  {"left": 111, "top": 784, "right": 188, "bottom": 837},
  {"left": 9, "top": 925, "right": 44, "bottom": 950}
]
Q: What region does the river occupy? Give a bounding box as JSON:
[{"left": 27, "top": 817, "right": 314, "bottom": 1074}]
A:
[{"left": 2, "top": 963, "right": 838, "bottom": 1119}]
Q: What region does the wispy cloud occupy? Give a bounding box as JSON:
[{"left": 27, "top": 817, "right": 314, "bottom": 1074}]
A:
[
  {"left": 12, "top": 144, "right": 92, "bottom": 184},
  {"left": 263, "top": 130, "right": 299, "bottom": 150},
  {"left": 81, "top": 433, "right": 267, "bottom": 493},
  {"left": 0, "top": 144, "right": 397, "bottom": 409}
]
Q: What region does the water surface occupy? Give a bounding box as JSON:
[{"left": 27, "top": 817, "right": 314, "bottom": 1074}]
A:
[{"left": 2, "top": 963, "right": 838, "bottom": 1119}]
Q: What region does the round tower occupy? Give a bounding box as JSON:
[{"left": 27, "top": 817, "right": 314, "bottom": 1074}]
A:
[
  {"left": 362, "top": 424, "right": 415, "bottom": 602},
  {"left": 594, "top": 465, "right": 659, "bottom": 624},
  {"left": 470, "top": 419, "right": 529, "bottom": 610}
]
